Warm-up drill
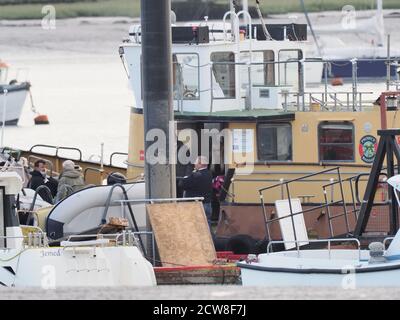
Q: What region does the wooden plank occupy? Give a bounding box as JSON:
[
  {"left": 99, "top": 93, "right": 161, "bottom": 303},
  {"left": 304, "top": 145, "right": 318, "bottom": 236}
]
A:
[
  {"left": 154, "top": 265, "right": 240, "bottom": 285},
  {"left": 147, "top": 202, "right": 216, "bottom": 267}
]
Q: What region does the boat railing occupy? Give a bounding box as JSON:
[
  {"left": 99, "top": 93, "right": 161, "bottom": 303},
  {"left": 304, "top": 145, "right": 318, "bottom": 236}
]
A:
[
  {"left": 383, "top": 236, "right": 395, "bottom": 249},
  {"left": 63, "top": 232, "right": 155, "bottom": 264},
  {"left": 27, "top": 185, "right": 54, "bottom": 212},
  {"left": 66, "top": 231, "right": 150, "bottom": 248},
  {"left": 113, "top": 197, "right": 204, "bottom": 205},
  {"left": 266, "top": 238, "right": 361, "bottom": 261},
  {"left": 258, "top": 167, "right": 358, "bottom": 244},
  {"left": 282, "top": 90, "right": 375, "bottom": 112},
  {"left": 231, "top": 172, "right": 371, "bottom": 204},
  {"left": 256, "top": 166, "right": 393, "bottom": 244},
  {"left": 29, "top": 144, "right": 83, "bottom": 162},
  {"left": 83, "top": 167, "right": 104, "bottom": 184},
  {"left": 110, "top": 152, "right": 128, "bottom": 167},
  {"left": 0, "top": 231, "right": 48, "bottom": 249},
  {"left": 177, "top": 58, "right": 386, "bottom": 114},
  {"left": 27, "top": 144, "right": 128, "bottom": 170}
]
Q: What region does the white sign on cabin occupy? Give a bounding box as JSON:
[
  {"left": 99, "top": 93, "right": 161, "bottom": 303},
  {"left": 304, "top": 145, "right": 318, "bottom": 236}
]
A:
[{"left": 232, "top": 129, "right": 254, "bottom": 154}]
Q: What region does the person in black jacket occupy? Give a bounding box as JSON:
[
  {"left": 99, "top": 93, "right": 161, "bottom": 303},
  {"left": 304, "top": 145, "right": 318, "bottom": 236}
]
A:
[
  {"left": 180, "top": 156, "right": 213, "bottom": 229},
  {"left": 29, "top": 160, "right": 58, "bottom": 204}
]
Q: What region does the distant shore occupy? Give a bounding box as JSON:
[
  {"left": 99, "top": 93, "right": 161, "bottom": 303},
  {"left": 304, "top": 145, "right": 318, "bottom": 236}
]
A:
[{"left": 1, "top": 0, "right": 400, "bottom": 20}]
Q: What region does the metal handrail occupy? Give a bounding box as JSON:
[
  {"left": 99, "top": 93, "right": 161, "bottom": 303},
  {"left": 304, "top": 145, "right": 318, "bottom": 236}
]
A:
[
  {"left": 83, "top": 167, "right": 104, "bottom": 183},
  {"left": 110, "top": 152, "right": 128, "bottom": 167},
  {"left": 384, "top": 237, "right": 395, "bottom": 249},
  {"left": 0, "top": 232, "right": 48, "bottom": 249},
  {"left": 101, "top": 184, "right": 146, "bottom": 256},
  {"left": 28, "top": 184, "right": 54, "bottom": 213},
  {"left": 266, "top": 238, "right": 361, "bottom": 261},
  {"left": 114, "top": 197, "right": 204, "bottom": 204},
  {"left": 258, "top": 167, "right": 355, "bottom": 242},
  {"left": 65, "top": 231, "right": 156, "bottom": 265},
  {"left": 29, "top": 144, "right": 83, "bottom": 161},
  {"left": 259, "top": 167, "right": 341, "bottom": 193}
]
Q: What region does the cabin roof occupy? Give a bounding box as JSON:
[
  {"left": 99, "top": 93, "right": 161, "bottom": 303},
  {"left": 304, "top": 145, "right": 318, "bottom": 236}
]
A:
[{"left": 174, "top": 109, "right": 295, "bottom": 123}]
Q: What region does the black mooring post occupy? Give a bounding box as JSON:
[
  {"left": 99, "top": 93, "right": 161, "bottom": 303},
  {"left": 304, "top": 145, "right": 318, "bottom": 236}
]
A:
[
  {"left": 354, "top": 129, "right": 400, "bottom": 237},
  {"left": 353, "top": 135, "right": 386, "bottom": 236},
  {"left": 141, "top": 0, "right": 176, "bottom": 261},
  {"left": 386, "top": 134, "right": 398, "bottom": 235}
]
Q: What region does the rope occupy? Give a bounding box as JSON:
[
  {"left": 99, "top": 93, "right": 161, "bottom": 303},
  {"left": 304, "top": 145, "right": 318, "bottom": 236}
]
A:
[{"left": 0, "top": 248, "right": 27, "bottom": 262}]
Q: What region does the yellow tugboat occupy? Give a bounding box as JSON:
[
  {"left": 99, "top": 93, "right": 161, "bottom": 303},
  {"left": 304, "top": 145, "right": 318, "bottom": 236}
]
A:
[{"left": 119, "top": 8, "right": 400, "bottom": 247}]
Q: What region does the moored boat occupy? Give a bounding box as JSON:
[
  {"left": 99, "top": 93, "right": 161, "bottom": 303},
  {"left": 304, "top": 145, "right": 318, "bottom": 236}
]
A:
[
  {"left": 0, "top": 61, "right": 31, "bottom": 125},
  {"left": 0, "top": 171, "right": 156, "bottom": 288}
]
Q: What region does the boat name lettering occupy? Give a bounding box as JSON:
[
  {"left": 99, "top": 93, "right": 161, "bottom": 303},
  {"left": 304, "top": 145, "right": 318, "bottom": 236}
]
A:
[{"left": 40, "top": 249, "right": 63, "bottom": 257}]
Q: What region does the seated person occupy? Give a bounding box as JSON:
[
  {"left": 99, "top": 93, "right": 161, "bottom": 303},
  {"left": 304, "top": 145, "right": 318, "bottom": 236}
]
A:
[
  {"left": 55, "top": 160, "right": 86, "bottom": 202},
  {"left": 28, "top": 160, "right": 58, "bottom": 203}
]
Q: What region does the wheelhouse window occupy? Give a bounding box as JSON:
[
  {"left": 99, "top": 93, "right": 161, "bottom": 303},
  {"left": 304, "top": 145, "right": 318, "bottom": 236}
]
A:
[
  {"left": 239, "top": 50, "right": 275, "bottom": 98},
  {"left": 211, "top": 51, "right": 236, "bottom": 99},
  {"left": 252, "top": 50, "right": 275, "bottom": 87},
  {"left": 319, "top": 122, "right": 354, "bottom": 162},
  {"left": 173, "top": 53, "right": 200, "bottom": 100},
  {"left": 257, "top": 123, "right": 292, "bottom": 161},
  {"left": 278, "top": 49, "right": 303, "bottom": 91}
]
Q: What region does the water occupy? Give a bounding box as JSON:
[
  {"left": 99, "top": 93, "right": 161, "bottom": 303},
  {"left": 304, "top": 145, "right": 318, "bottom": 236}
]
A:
[{"left": 1, "top": 18, "right": 136, "bottom": 162}]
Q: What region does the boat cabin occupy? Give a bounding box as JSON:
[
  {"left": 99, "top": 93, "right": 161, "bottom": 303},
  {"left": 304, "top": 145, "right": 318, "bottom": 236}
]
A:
[{"left": 123, "top": 17, "right": 307, "bottom": 114}]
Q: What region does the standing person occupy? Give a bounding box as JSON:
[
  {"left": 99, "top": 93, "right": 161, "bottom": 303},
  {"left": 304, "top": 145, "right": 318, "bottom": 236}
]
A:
[
  {"left": 29, "top": 159, "right": 58, "bottom": 203},
  {"left": 180, "top": 156, "right": 213, "bottom": 229},
  {"left": 55, "top": 160, "right": 85, "bottom": 202}
]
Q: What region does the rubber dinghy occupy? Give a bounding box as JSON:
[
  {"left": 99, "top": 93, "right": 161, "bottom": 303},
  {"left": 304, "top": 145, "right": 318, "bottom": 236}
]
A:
[
  {"left": 237, "top": 176, "right": 400, "bottom": 287},
  {"left": 46, "top": 182, "right": 146, "bottom": 240}
]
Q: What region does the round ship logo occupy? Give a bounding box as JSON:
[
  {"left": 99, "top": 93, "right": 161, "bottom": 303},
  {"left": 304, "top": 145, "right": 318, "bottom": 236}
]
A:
[{"left": 359, "top": 135, "right": 377, "bottom": 163}]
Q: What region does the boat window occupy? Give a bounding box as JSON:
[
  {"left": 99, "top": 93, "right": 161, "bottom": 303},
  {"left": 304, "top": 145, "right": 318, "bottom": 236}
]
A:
[
  {"left": 278, "top": 49, "right": 302, "bottom": 90},
  {"left": 257, "top": 123, "right": 292, "bottom": 161},
  {"left": 252, "top": 51, "right": 275, "bottom": 86},
  {"left": 211, "top": 52, "right": 236, "bottom": 99},
  {"left": 319, "top": 122, "right": 354, "bottom": 162},
  {"left": 239, "top": 50, "right": 275, "bottom": 98},
  {"left": 173, "top": 53, "right": 200, "bottom": 100}
]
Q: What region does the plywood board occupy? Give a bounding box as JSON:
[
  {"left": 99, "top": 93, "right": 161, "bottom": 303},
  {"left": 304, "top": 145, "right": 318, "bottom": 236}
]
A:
[
  {"left": 147, "top": 202, "right": 216, "bottom": 267},
  {"left": 275, "top": 199, "right": 309, "bottom": 250}
]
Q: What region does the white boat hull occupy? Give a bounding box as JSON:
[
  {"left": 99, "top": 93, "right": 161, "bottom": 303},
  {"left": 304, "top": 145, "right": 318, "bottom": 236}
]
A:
[
  {"left": 0, "top": 246, "right": 156, "bottom": 288},
  {"left": 240, "top": 266, "right": 400, "bottom": 288},
  {"left": 238, "top": 249, "right": 400, "bottom": 287},
  {"left": 0, "top": 83, "right": 30, "bottom": 125}
]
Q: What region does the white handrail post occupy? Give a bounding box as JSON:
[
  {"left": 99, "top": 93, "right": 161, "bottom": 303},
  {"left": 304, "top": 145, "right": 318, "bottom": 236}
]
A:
[
  {"left": 1, "top": 89, "right": 8, "bottom": 148},
  {"left": 237, "top": 10, "right": 253, "bottom": 110}
]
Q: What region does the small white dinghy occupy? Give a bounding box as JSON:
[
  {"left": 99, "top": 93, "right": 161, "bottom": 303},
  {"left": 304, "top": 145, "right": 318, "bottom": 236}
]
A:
[{"left": 238, "top": 181, "right": 400, "bottom": 287}]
